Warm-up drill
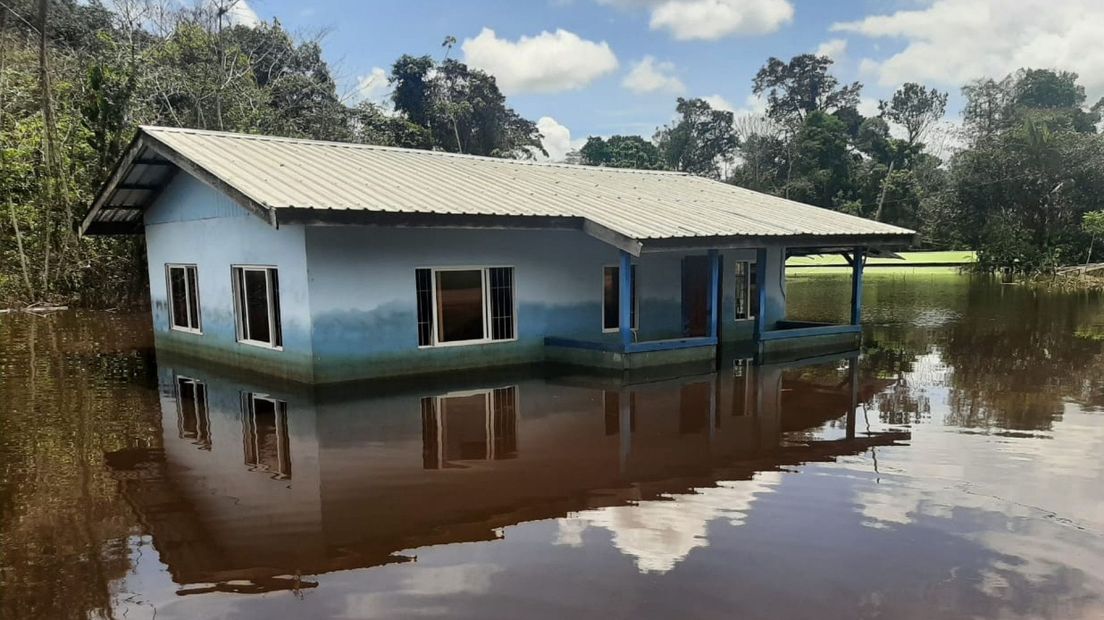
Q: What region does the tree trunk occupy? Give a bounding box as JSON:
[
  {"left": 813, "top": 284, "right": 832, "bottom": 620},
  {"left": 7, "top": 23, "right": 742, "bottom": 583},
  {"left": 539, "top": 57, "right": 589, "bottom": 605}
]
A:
[{"left": 875, "top": 159, "right": 896, "bottom": 222}]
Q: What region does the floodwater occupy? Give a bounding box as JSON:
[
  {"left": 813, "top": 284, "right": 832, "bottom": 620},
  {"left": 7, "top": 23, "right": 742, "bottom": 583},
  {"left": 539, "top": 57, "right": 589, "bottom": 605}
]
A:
[{"left": 2, "top": 273, "right": 1104, "bottom": 620}]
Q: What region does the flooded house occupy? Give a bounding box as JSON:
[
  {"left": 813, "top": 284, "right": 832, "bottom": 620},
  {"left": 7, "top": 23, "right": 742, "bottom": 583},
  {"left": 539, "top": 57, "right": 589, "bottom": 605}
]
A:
[{"left": 81, "top": 126, "right": 914, "bottom": 383}]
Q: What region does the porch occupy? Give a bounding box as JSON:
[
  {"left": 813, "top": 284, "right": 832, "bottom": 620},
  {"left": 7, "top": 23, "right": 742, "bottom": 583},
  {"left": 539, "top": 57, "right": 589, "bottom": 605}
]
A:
[{"left": 545, "top": 246, "right": 868, "bottom": 370}]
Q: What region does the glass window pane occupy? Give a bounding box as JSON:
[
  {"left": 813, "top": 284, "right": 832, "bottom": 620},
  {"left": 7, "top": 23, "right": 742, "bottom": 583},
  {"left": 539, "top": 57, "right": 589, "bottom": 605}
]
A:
[
  {"left": 186, "top": 267, "right": 200, "bottom": 330},
  {"left": 603, "top": 266, "right": 619, "bottom": 330},
  {"left": 244, "top": 269, "right": 271, "bottom": 344},
  {"left": 269, "top": 270, "right": 282, "bottom": 347},
  {"left": 749, "top": 263, "right": 759, "bottom": 319},
  {"left": 436, "top": 270, "right": 485, "bottom": 342},
  {"left": 734, "top": 262, "right": 748, "bottom": 320},
  {"left": 169, "top": 267, "right": 189, "bottom": 328},
  {"left": 489, "top": 267, "right": 514, "bottom": 341},
  {"left": 416, "top": 269, "right": 433, "bottom": 346}
]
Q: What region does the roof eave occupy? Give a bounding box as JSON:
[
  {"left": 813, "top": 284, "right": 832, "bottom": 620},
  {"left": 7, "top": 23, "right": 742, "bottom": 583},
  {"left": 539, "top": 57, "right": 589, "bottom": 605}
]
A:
[
  {"left": 81, "top": 128, "right": 275, "bottom": 236},
  {"left": 638, "top": 232, "right": 918, "bottom": 253}
]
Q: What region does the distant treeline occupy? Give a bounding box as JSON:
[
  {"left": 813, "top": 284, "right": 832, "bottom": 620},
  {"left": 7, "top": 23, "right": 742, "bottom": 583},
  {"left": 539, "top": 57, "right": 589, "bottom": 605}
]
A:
[{"left": 2, "top": 0, "right": 1103, "bottom": 307}]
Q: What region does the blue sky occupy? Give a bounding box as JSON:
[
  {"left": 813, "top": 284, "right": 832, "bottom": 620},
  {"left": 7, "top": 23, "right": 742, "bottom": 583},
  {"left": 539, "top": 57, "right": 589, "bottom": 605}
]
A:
[{"left": 237, "top": 0, "right": 1103, "bottom": 159}]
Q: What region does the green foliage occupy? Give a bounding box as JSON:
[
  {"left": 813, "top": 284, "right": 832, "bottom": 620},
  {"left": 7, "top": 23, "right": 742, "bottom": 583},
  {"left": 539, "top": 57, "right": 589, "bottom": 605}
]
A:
[
  {"left": 752, "top": 54, "right": 862, "bottom": 126},
  {"left": 784, "top": 111, "right": 854, "bottom": 209},
  {"left": 578, "top": 135, "right": 664, "bottom": 169},
  {"left": 654, "top": 97, "right": 737, "bottom": 178},
  {"left": 879, "top": 82, "right": 948, "bottom": 146},
  {"left": 0, "top": 5, "right": 547, "bottom": 307},
  {"left": 387, "top": 55, "right": 542, "bottom": 157},
  {"left": 1082, "top": 211, "right": 1104, "bottom": 238},
  {"left": 951, "top": 70, "right": 1104, "bottom": 273}
]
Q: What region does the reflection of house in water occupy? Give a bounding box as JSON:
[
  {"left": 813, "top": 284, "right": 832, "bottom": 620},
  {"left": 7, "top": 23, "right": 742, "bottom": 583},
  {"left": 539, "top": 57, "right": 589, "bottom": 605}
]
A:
[
  {"left": 106, "top": 352, "right": 907, "bottom": 592},
  {"left": 176, "top": 377, "right": 210, "bottom": 450},
  {"left": 241, "top": 393, "right": 292, "bottom": 479},
  {"left": 421, "top": 387, "right": 518, "bottom": 469}
]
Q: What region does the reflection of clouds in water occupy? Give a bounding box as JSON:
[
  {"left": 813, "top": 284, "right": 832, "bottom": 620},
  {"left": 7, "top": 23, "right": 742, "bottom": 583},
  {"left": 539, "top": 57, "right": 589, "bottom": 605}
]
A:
[
  {"left": 340, "top": 564, "right": 503, "bottom": 618},
  {"left": 850, "top": 396, "right": 1104, "bottom": 609},
  {"left": 557, "top": 472, "right": 783, "bottom": 574},
  {"left": 400, "top": 563, "right": 503, "bottom": 595},
  {"left": 856, "top": 408, "right": 1104, "bottom": 533}
]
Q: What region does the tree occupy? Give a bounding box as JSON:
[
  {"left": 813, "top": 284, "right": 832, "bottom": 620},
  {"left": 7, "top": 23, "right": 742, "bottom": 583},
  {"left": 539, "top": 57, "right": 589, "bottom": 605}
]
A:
[
  {"left": 654, "top": 97, "right": 737, "bottom": 178},
  {"left": 231, "top": 22, "right": 349, "bottom": 141},
  {"left": 730, "top": 114, "right": 785, "bottom": 193},
  {"left": 783, "top": 111, "right": 855, "bottom": 209},
  {"left": 879, "top": 82, "right": 948, "bottom": 146},
  {"left": 349, "top": 101, "right": 431, "bottom": 149},
  {"left": 963, "top": 69, "right": 1101, "bottom": 141},
  {"left": 578, "top": 135, "right": 664, "bottom": 169},
  {"left": 1082, "top": 211, "right": 1104, "bottom": 264},
  {"left": 390, "top": 54, "right": 435, "bottom": 128},
  {"left": 752, "top": 54, "right": 861, "bottom": 127},
  {"left": 431, "top": 59, "right": 543, "bottom": 158},
  {"left": 387, "top": 55, "right": 543, "bottom": 157}
]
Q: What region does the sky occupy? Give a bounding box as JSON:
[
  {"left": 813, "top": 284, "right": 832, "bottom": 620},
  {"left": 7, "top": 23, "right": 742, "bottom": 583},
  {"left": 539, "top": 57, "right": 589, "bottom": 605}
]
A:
[{"left": 231, "top": 0, "right": 1104, "bottom": 160}]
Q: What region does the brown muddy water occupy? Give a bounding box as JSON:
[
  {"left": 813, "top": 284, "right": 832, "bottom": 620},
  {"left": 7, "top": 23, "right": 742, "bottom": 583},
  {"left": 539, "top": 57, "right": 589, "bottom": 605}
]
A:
[{"left": 2, "top": 273, "right": 1104, "bottom": 620}]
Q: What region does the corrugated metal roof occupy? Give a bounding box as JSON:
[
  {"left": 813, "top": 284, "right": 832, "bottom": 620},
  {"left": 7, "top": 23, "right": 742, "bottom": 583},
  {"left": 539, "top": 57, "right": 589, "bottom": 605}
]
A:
[{"left": 85, "top": 126, "right": 915, "bottom": 246}]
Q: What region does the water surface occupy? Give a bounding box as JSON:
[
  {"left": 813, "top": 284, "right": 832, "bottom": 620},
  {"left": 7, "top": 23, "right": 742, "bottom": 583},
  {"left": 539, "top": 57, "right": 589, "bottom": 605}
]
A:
[{"left": 2, "top": 273, "right": 1103, "bottom": 619}]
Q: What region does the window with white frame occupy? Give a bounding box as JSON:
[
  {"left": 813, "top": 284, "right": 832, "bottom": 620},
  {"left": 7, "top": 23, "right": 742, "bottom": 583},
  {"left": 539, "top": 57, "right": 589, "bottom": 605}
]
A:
[
  {"left": 167, "top": 264, "right": 201, "bottom": 332},
  {"left": 232, "top": 266, "right": 282, "bottom": 349},
  {"left": 415, "top": 267, "right": 515, "bottom": 347},
  {"left": 602, "top": 264, "right": 637, "bottom": 331},
  {"left": 734, "top": 261, "right": 758, "bottom": 320}
]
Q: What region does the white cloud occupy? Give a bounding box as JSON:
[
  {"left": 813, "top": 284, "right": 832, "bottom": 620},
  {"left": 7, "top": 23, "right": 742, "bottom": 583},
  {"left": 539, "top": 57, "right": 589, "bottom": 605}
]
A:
[
  {"left": 832, "top": 0, "right": 1104, "bottom": 100},
  {"left": 224, "top": 0, "right": 260, "bottom": 27},
  {"left": 623, "top": 56, "right": 686, "bottom": 94},
  {"left": 600, "top": 0, "right": 794, "bottom": 40},
  {"left": 352, "top": 67, "right": 390, "bottom": 105},
  {"left": 536, "top": 116, "right": 586, "bottom": 162},
  {"left": 462, "top": 28, "right": 619, "bottom": 95},
  {"left": 857, "top": 96, "right": 880, "bottom": 118},
  {"left": 703, "top": 93, "right": 766, "bottom": 117},
  {"left": 815, "top": 38, "right": 848, "bottom": 61}
]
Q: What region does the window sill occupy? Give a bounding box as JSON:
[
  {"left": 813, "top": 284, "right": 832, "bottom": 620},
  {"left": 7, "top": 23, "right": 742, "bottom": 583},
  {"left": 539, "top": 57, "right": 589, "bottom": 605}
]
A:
[
  {"left": 237, "top": 338, "right": 283, "bottom": 352},
  {"left": 419, "top": 337, "right": 517, "bottom": 349},
  {"left": 170, "top": 326, "right": 203, "bottom": 335}
]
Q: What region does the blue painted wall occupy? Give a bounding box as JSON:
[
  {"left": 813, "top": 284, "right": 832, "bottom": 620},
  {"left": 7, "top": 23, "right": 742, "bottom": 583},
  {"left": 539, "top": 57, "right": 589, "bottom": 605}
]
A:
[
  {"left": 145, "top": 173, "right": 315, "bottom": 381},
  {"left": 305, "top": 226, "right": 627, "bottom": 382}
]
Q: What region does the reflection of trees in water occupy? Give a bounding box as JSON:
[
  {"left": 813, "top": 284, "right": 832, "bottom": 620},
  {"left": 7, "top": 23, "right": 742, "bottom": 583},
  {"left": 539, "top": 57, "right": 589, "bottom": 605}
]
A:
[
  {"left": 940, "top": 282, "right": 1104, "bottom": 431},
  {"left": 0, "top": 313, "right": 160, "bottom": 619},
  {"left": 857, "top": 278, "right": 1104, "bottom": 431},
  {"left": 834, "top": 276, "right": 1104, "bottom": 430},
  {"left": 862, "top": 326, "right": 936, "bottom": 425}
]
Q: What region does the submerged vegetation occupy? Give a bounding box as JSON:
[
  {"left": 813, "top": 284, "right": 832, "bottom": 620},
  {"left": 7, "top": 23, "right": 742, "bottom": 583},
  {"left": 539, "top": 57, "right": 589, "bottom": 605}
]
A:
[{"left": 1, "top": 0, "right": 1103, "bottom": 308}]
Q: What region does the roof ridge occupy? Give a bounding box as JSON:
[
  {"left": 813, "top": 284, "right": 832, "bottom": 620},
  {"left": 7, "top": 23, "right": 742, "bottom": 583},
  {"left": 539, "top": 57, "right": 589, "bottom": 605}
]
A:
[{"left": 139, "top": 125, "right": 690, "bottom": 177}]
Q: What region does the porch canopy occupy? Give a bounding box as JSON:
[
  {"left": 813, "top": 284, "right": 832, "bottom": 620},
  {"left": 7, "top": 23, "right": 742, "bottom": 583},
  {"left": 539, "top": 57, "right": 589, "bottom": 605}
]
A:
[{"left": 82, "top": 127, "right": 915, "bottom": 353}]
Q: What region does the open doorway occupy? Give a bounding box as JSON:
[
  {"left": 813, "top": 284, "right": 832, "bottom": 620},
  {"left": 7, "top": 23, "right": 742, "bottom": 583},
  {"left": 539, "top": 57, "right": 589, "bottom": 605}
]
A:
[{"left": 682, "top": 255, "right": 718, "bottom": 337}]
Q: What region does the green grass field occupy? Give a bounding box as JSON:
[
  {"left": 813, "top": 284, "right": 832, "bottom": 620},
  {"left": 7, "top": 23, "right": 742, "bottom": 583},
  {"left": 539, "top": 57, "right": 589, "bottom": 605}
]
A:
[{"left": 786, "top": 250, "right": 976, "bottom": 274}]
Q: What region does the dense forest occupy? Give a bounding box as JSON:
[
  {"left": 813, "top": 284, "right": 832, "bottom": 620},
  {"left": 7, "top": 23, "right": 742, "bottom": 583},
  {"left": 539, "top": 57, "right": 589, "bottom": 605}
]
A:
[{"left": 2, "top": 0, "right": 1104, "bottom": 308}]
